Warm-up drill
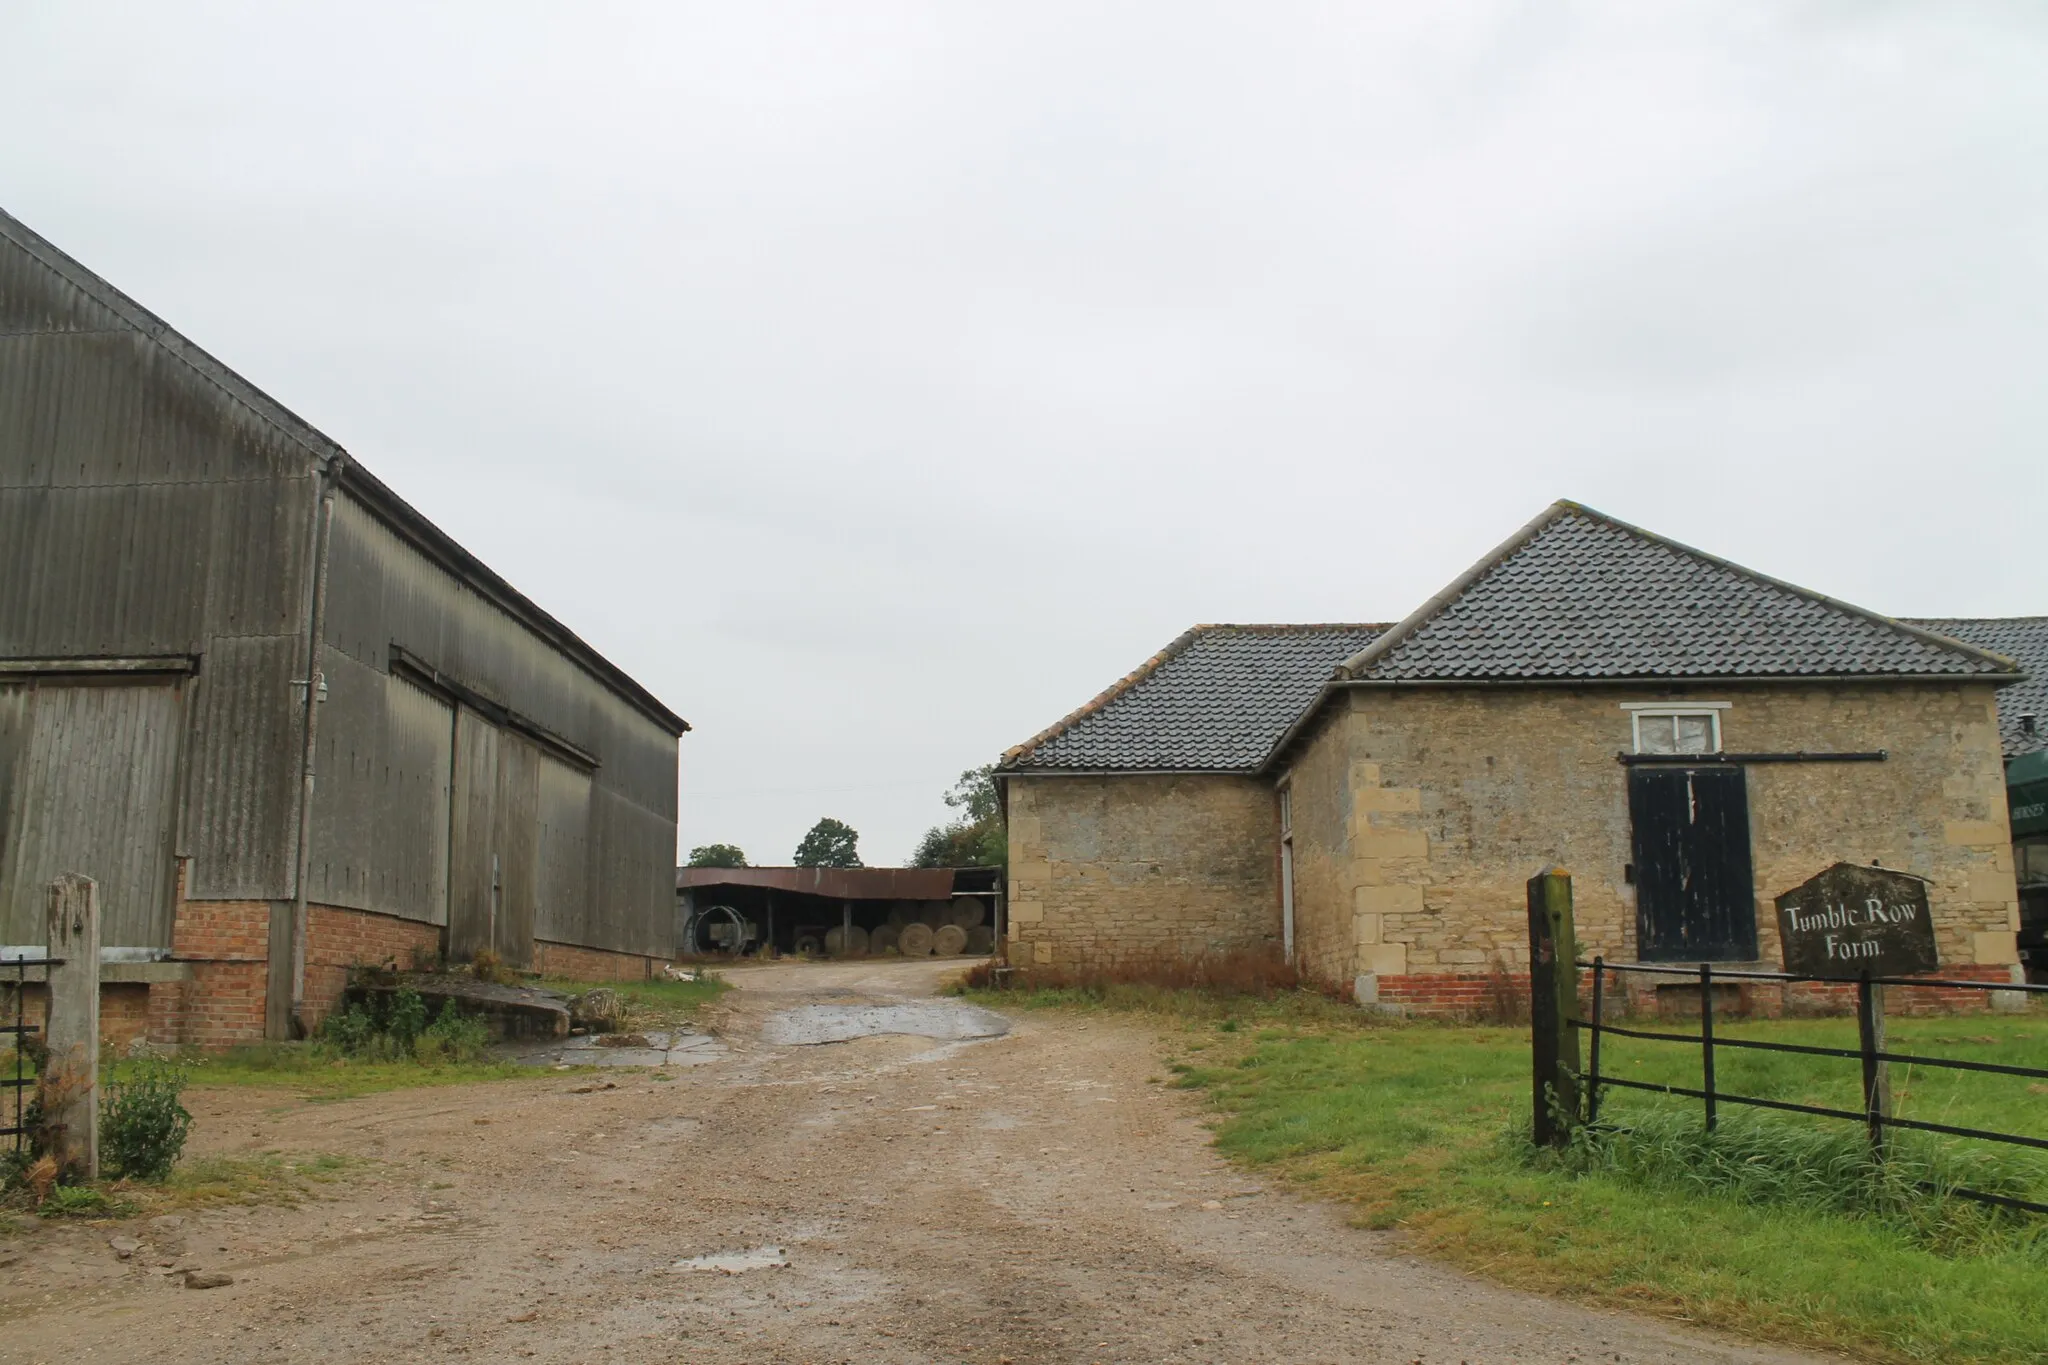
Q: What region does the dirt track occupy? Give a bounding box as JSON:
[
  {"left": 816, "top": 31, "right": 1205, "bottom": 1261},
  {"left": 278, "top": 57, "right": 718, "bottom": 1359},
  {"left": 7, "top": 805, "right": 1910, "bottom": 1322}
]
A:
[{"left": 0, "top": 961, "right": 1830, "bottom": 1364}]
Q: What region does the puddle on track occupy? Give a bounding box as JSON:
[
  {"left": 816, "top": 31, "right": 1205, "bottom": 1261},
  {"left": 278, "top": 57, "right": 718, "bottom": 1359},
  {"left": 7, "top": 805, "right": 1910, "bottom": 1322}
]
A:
[
  {"left": 508, "top": 1031, "right": 728, "bottom": 1068},
  {"left": 671, "top": 1245, "right": 791, "bottom": 1273},
  {"left": 760, "top": 1002, "right": 1011, "bottom": 1046}
]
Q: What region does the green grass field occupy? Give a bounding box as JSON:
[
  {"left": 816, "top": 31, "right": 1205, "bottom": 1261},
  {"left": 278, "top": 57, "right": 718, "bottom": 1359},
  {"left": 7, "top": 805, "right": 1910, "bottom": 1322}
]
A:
[{"left": 982, "top": 983, "right": 2048, "bottom": 1364}]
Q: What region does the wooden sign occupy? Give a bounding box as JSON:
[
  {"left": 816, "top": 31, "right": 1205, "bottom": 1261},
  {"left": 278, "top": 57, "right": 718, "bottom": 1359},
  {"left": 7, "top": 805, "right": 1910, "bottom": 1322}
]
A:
[{"left": 1774, "top": 863, "right": 1938, "bottom": 979}]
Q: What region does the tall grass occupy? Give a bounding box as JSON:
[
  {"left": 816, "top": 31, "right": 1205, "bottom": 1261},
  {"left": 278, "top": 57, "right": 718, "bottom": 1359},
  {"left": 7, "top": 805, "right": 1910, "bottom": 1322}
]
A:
[
  {"left": 958, "top": 950, "right": 1355, "bottom": 1023},
  {"left": 1548, "top": 1110, "right": 2048, "bottom": 1261}
]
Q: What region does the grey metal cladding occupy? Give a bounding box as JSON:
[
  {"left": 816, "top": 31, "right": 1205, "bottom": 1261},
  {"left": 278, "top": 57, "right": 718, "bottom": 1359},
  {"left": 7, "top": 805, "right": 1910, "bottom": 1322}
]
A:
[
  {"left": 3, "top": 205, "right": 682, "bottom": 955},
  {"left": 1006, "top": 626, "right": 1385, "bottom": 772},
  {"left": 182, "top": 634, "right": 304, "bottom": 900},
  {"left": 1356, "top": 509, "right": 2014, "bottom": 682},
  {"left": 305, "top": 649, "right": 455, "bottom": 924},
  {"left": 1903, "top": 617, "right": 2048, "bottom": 757},
  {"left": 536, "top": 757, "right": 593, "bottom": 947},
  {"left": 319, "top": 496, "right": 679, "bottom": 955}
]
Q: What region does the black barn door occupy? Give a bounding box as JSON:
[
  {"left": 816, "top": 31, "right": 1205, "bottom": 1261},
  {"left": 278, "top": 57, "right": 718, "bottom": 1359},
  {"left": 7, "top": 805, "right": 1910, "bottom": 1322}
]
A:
[{"left": 1629, "top": 765, "right": 1757, "bottom": 962}]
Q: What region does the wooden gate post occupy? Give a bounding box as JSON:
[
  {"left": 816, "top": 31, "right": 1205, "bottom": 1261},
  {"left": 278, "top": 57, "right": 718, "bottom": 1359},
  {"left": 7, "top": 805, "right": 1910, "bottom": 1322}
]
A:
[
  {"left": 1856, "top": 973, "right": 1891, "bottom": 1161},
  {"left": 44, "top": 873, "right": 100, "bottom": 1181},
  {"left": 1526, "top": 867, "right": 1581, "bottom": 1147}
]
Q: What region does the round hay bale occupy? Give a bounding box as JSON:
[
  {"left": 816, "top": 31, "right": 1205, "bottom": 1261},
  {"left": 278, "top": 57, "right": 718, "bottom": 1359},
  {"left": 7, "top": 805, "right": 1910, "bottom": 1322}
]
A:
[
  {"left": 869, "top": 922, "right": 901, "bottom": 955},
  {"left": 933, "top": 923, "right": 969, "bottom": 956},
  {"left": 946, "top": 898, "right": 986, "bottom": 929},
  {"left": 823, "top": 924, "right": 869, "bottom": 957},
  {"left": 793, "top": 934, "right": 823, "bottom": 959},
  {"left": 886, "top": 902, "right": 917, "bottom": 927},
  {"left": 896, "top": 921, "right": 936, "bottom": 957},
  {"left": 964, "top": 925, "right": 995, "bottom": 956},
  {"left": 917, "top": 901, "right": 949, "bottom": 928}
]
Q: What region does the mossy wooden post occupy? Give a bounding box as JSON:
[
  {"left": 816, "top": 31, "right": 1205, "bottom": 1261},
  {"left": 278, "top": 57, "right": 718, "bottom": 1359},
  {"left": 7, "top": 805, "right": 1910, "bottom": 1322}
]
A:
[
  {"left": 44, "top": 873, "right": 100, "bottom": 1180},
  {"left": 1526, "top": 867, "right": 1580, "bottom": 1148}
]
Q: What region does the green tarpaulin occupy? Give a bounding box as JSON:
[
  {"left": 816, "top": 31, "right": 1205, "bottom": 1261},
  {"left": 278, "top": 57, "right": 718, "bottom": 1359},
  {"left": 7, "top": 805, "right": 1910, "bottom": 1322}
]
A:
[{"left": 2010, "top": 750, "right": 2048, "bottom": 840}]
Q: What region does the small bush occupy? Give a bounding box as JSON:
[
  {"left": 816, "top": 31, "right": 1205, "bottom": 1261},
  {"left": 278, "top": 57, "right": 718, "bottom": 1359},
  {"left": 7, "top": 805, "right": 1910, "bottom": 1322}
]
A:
[
  {"left": 385, "top": 986, "right": 428, "bottom": 1050},
  {"left": 317, "top": 990, "right": 489, "bottom": 1066},
  {"left": 320, "top": 1004, "right": 378, "bottom": 1056},
  {"left": 102, "top": 1057, "right": 193, "bottom": 1182},
  {"left": 469, "top": 949, "right": 516, "bottom": 986},
  {"left": 414, "top": 1001, "right": 490, "bottom": 1064}
]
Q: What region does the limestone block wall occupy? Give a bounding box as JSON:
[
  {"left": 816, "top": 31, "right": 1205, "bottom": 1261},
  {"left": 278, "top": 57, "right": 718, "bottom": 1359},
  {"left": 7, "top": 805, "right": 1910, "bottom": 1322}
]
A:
[
  {"left": 1284, "top": 682, "right": 2018, "bottom": 994},
  {"left": 1004, "top": 773, "right": 1280, "bottom": 968}
]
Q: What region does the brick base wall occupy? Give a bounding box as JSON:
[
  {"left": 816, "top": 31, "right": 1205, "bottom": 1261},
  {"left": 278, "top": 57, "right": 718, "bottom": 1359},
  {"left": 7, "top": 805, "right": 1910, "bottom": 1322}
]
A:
[
  {"left": 534, "top": 939, "right": 663, "bottom": 982},
  {"left": 164, "top": 900, "right": 272, "bottom": 1048},
  {"left": 160, "top": 899, "right": 445, "bottom": 1047},
  {"left": 302, "top": 905, "right": 443, "bottom": 1030}
]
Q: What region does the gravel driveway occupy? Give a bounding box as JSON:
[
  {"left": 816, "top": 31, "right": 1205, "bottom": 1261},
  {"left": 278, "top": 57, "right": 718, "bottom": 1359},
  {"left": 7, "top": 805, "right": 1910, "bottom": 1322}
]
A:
[{"left": 0, "top": 960, "right": 1831, "bottom": 1363}]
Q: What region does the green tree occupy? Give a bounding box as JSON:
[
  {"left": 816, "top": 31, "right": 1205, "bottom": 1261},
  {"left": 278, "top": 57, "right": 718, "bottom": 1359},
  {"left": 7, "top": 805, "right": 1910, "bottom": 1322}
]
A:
[
  {"left": 793, "top": 817, "right": 862, "bottom": 868},
  {"left": 686, "top": 843, "right": 749, "bottom": 868},
  {"left": 910, "top": 765, "right": 1005, "bottom": 869}
]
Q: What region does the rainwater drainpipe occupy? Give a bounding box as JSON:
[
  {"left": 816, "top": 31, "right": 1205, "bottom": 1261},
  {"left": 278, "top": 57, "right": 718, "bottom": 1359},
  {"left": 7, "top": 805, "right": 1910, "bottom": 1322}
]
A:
[{"left": 289, "top": 453, "right": 347, "bottom": 1035}]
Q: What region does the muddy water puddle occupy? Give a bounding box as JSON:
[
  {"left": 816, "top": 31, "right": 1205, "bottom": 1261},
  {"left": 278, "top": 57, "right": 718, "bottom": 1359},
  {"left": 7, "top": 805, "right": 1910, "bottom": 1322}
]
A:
[
  {"left": 671, "top": 1245, "right": 791, "bottom": 1274},
  {"left": 760, "top": 1002, "right": 1011, "bottom": 1046}
]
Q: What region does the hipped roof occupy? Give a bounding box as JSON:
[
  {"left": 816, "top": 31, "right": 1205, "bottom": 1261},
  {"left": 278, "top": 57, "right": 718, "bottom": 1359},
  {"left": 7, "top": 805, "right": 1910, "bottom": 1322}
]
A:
[{"left": 1003, "top": 501, "right": 2023, "bottom": 778}]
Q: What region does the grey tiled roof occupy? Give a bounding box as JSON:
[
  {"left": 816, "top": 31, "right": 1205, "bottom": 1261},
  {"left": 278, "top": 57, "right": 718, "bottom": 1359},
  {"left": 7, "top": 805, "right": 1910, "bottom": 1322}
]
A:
[
  {"left": 1903, "top": 618, "right": 2047, "bottom": 757},
  {"left": 1001, "top": 625, "right": 1385, "bottom": 772},
  {"left": 1343, "top": 504, "right": 2018, "bottom": 684}
]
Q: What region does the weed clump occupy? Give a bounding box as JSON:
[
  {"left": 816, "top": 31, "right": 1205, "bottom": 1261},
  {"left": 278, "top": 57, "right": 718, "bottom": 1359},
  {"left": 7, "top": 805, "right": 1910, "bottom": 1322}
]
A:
[
  {"left": 101, "top": 1057, "right": 193, "bottom": 1182},
  {"left": 319, "top": 988, "right": 489, "bottom": 1065}
]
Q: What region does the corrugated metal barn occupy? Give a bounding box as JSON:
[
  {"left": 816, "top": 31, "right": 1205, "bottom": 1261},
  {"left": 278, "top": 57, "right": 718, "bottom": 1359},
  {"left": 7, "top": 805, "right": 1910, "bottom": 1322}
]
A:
[{"left": 0, "top": 206, "right": 688, "bottom": 1045}]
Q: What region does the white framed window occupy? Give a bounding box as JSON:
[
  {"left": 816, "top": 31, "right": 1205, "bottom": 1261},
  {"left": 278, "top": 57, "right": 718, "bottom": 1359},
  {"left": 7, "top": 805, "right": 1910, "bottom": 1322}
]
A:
[
  {"left": 1622, "top": 701, "right": 1729, "bottom": 755},
  {"left": 1278, "top": 784, "right": 1292, "bottom": 836}
]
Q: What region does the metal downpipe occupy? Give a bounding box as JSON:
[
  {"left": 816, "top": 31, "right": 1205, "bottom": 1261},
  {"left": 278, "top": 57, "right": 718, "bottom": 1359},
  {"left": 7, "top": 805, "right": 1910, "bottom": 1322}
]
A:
[{"left": 289, "top": 454, "right": 347, "bottom": 1036}]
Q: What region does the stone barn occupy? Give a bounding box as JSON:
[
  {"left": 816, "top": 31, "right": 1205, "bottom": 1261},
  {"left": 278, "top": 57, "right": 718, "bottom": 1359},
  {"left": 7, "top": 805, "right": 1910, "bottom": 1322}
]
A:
[{"left": 997, "top": 502, "right": 2026, "bottom": 1013}]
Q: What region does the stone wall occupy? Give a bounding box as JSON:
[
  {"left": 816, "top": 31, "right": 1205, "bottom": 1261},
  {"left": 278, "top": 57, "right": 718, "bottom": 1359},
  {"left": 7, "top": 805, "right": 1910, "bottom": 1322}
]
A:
[
  {"left": 1004, "top": 773, "right": 1280, "bottom": 968},
  {"left": 1286, "top": 682, "right": 2019, "bottom": 1004}
]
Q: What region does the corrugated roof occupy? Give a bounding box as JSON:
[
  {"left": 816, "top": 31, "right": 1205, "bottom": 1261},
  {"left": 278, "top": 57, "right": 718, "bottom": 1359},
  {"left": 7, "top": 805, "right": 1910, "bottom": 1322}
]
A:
[
  {"left": 1000, "top": 625, "right": 1386, "bottom": 773},
  {"left": 1903, "top": 617, "right": 2048, "bottom": 758},
  {"left": 1340, "top": 502, "right": 2019, "bottom": 684},
  {"left": 0, "top": 204, "right": 688, "bottom": 737},
  {"left": 675, "top": 866, "right": 958, "bottom": 900}
]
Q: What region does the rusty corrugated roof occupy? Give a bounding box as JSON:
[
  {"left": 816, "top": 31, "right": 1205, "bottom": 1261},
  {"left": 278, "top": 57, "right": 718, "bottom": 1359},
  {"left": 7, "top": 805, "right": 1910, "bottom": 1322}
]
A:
[{"left": 674, "top": 866, "right": 958, "bottom": 899}]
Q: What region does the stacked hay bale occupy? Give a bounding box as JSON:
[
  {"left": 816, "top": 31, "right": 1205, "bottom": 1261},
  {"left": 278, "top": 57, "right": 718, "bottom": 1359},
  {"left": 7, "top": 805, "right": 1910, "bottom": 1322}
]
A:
[{"left": 823, "top": 924, "right": 869, "bottom": 956}]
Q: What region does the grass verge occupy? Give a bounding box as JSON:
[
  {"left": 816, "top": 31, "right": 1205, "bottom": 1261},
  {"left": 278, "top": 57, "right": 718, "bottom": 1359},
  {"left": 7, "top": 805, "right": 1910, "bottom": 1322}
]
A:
[
  {"left": 11, "top": 1151, "right": 362, "bottom": 1223},
  {"left": 164, "top": 1046, "right": 535, "bottom": 1099},
  {"left": 980, "top": 985, "right": 2048, "bottom": 1364},
  {"left": 539, "top": 971, "right": 729, "bottom": 1030}
]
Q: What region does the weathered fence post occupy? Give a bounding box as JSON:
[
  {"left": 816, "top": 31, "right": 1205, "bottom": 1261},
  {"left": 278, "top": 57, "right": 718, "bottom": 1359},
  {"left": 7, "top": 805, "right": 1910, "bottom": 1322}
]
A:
[
  {"left": 1856, "top": 971, "right": 1891, "bottom": 1161},
  {"left": 44, "top": 873, "right": 100, "bottom": 1180},
  {"left": 1526, "top": 867, "right": 1581, "bottom": 1147}
]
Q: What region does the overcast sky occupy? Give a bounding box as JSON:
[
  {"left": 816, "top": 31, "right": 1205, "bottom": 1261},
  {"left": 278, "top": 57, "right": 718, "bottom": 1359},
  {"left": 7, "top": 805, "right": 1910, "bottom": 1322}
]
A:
[{"left": 4, "top": 2, "right": 2044, "bottom": 865}]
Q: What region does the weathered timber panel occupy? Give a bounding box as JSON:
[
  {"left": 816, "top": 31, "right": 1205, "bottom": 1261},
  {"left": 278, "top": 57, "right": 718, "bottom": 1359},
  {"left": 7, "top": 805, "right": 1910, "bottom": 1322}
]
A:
[
  {"left": 447, "top": 706, "right": 499, "bottom": 961},
  {"left": 536, "top": 755, "right": 592, "bottom": 949},
  {"left": 0, "top": 677, "right": 184, "bottom": 947}
]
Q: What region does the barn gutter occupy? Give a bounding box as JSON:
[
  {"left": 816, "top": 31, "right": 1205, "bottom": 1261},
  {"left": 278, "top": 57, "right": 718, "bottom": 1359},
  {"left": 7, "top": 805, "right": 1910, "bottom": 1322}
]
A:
[{"left": 283, "top": 453, "right": 348, "bottom": 1038}]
